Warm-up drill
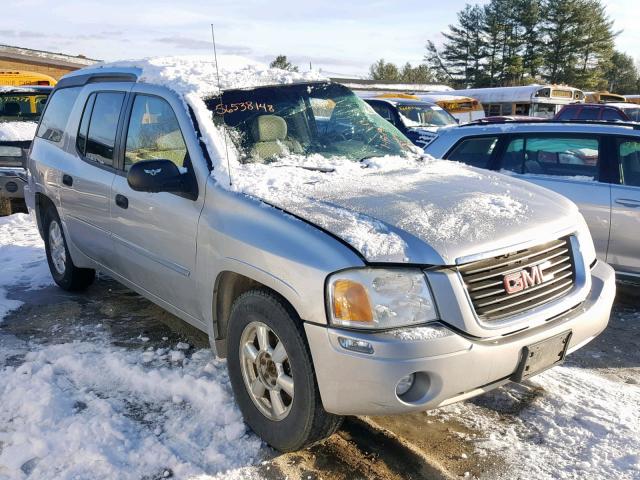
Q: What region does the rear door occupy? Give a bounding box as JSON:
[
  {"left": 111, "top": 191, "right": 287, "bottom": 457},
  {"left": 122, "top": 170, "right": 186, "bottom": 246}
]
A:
[
  {"left": 498, "top": 133, "right": 612, "bottom": 261},
  {"left": 109, "top": 87, "right": 205, "bottom": 318},
  {"left": 608, "top": 137, "right": 640, "bottom": 277},
  {"left": 58, "top": 87, "right": 128, "bottom": 267}
]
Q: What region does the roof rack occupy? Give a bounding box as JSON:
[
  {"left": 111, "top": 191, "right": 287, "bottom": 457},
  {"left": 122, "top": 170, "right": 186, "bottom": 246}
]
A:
[{"left": 464, "top": 118, "right": 640, "bottom": 130}]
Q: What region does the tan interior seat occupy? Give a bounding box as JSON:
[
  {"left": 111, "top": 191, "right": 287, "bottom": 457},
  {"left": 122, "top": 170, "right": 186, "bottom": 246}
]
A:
[{"left": 249, "top": 115, "right": 302, "bottom": 162}]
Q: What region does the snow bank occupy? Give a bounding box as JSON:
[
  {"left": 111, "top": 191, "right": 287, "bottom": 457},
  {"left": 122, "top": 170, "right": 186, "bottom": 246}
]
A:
[
  {"left": 437, "top": 363, "right": 640, "bottom": 479},
  {"left": 0, "top": 214, "right": 52, "bottom": 321},
  {"left": 0, "top": 215, "right": 263, "bottom": 479},
  {"left": 0, "top": 121, "right": 38, "bottom": 142}
]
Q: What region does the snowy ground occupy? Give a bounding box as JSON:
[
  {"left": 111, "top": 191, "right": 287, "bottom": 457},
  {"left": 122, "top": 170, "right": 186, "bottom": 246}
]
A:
[{"left": 0, "top": 213, "right": 638, "bottom": 480}]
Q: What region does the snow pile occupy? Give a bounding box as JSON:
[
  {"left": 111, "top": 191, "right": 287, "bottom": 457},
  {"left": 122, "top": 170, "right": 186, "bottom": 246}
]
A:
[
  {"left": 438, "top": 364, "right": 640, "bottom": 479},
  {"left": 0, "top": 214, "right": 52, "bottom": 321},
  {"left": 0, "top": 215, "right": 263, "bottom": 479},
  {"left": 0, "top": 121, "right": 38, "bottom": 142},
  {"left": 0, "top": 342, "right": 262, "bottom": 479}
]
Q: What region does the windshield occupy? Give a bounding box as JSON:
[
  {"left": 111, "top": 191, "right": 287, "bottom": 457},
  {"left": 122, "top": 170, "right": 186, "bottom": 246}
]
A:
[
  {"left": 623, "top": 107, "right": 640, "bottom": 122},
  {"left": 0, "top": 92, "right": 49, "bottom": 122},
  {"left": 397, "top": 104, "right": 456, "bottom": 127},
  {"left": 205, "top": 82, "right": 414, "bottom": 164},
  {"left": 531, "top": 103, "right": 559, "bottom": 118}
]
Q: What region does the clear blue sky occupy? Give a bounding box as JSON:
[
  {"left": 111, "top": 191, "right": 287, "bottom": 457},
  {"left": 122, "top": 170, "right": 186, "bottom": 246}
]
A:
[{"left": 3, "top": 0, "right": 638, "bottom": 77}]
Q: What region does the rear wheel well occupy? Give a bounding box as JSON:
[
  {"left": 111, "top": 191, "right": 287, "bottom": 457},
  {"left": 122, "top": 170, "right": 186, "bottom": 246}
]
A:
[
  {"left": 213, "top": 271, "right": 299, "bottom": 358},
  {"left": 35, "top": 193, "right": 56, "bottom": 239}
]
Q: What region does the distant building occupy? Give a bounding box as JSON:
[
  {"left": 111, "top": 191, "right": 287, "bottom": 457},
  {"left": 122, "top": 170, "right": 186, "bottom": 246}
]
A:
[{"left": 0, "top": 44, "right": 99, "bottom": 79}]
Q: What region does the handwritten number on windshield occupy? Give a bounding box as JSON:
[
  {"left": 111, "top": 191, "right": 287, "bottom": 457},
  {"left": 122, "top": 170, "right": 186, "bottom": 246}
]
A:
[{"left": 215, "top": 102, "right": 275, "bottom": 115}]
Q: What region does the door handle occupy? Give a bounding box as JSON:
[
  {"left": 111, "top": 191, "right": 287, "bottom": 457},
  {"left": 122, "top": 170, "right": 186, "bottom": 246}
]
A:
[
  {"left": 115, "top": 194, "right": 129, "bottom": 209},
  {"left": 62, "top": 174, "right": 73, "bottom": 187},
  {"left": 615, "top": 198, "right": 640, "bottom": 208}
]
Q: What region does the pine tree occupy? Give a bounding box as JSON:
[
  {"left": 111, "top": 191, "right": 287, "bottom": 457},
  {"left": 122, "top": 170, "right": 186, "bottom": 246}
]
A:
[
  {"left": 269, "top": 55, "right": 299, "bottom": 72},
  {"left": 369, "top": 59, "right": 400, "bottom": 81},
  {"left": 605, "top": 51, "right": 640, "bottom": 94}
]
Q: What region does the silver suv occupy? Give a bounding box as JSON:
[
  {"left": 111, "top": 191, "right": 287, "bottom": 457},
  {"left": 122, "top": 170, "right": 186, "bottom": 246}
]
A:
[
  {"left": 424, "top": 121, "right": 640, "bottom": 283},
  {"left": 26, "top": 63, "right": 615, "bottom": 452}
]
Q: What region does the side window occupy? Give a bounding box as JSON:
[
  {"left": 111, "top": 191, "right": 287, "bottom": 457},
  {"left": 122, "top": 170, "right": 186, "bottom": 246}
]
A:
[
  {"left": 602, "top": 109, "right": 624, "bottom": 121},
  {"left": 84, "top": 92, "right": 125, "bottom": 166},
  {"left": 446, "top": 136, "right": 499, "bottom": 169},
  {"left": 368, "top": 102, "right": 395, "bottom": 122},
  {"left": 509, "top": 136, "right": 600, "bottom": 180},
  {"left": 555, "top": 107, "right": 576, "bottom": 121},
  {"left": 36, "top": 87, "right": 82, "bottom": 143},
  {"left": 487, "top": 104, "right": 501, "bottom": 116},
  {"left": 618, "top": 139, "right": 640, "bottom": 187},
  {"left": 577, "top": 107, "right": 600, "bottom": 120},
  {"left": 124, "top": 95, "right": 188, "bottom": 172},
  {"left": 76, "top": 93, "right": 96, "bottom": 154},
  {"left": 502, "top": 138, "right": 525, "bottom": 173}
]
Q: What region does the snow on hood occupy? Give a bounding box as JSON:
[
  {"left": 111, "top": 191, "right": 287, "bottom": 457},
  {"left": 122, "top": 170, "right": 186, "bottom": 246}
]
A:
[
  {"left": 0, "top": 121, "right": 37, "bottom": 142},
  {"left": 229, "top": 155, "right": 579, "bottom": 265},
  {"left": 76, "top": 57, "right": 579, "bottom": 264}
]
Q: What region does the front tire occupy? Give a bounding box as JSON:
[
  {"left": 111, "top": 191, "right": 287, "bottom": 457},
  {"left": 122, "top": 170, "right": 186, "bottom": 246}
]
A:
[
  {"left": 227, "top": 290, "right": 343, "bottom": 451},
  {"left": 43, "top": 206, "right": 95, "bottom": 291}
]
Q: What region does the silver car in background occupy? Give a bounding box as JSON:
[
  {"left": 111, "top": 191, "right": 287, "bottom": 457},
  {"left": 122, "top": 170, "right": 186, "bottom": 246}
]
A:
[{"left": 425, "top": 121, "right": 640, "bottom": 283}]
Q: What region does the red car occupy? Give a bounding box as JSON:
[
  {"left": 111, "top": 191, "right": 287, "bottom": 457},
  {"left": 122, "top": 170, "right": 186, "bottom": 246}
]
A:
[{"left": 554, "top": 103, "right": 640, "bottom": 122}]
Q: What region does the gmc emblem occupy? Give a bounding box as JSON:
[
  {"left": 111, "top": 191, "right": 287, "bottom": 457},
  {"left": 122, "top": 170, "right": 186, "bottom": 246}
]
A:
[{"left": 503, "top": 261, "right": 554, "bottom": 294}]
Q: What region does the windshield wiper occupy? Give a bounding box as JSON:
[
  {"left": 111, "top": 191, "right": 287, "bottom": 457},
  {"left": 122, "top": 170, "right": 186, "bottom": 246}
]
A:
[{"left": 275, "top": 164, "right": 335, "bottom": 173}]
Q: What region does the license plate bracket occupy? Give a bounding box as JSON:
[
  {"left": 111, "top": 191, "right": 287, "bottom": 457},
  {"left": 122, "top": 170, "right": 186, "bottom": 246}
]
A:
[{"left": 512, "top": 330, "right": 572, "bottom": 382}]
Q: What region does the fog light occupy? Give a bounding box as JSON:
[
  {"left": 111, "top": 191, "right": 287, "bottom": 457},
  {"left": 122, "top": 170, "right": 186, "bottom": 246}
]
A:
[
  {"left": 5, "top": 182, "right": 18, "bottom": 193},
  {"left": 396, "top": 373, "right": 415, "bottom": 396},
  {"left": 338, "top": 337, "right": 374, "bottom": 354}
]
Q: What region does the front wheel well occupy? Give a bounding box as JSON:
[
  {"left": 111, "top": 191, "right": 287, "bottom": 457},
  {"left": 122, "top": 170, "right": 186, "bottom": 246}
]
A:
[{"left": 213, "top": 271, "right": 299, "bottom": 358}]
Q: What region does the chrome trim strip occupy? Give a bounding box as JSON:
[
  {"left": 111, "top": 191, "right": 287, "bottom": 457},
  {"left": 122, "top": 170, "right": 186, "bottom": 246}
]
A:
[{"left": 455, "top": 225, "right": 577, "bottom": 265}]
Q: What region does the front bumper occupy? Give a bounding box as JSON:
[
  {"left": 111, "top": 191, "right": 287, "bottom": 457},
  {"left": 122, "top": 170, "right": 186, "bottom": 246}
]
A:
[
  {"left": 0, "top": 168, "right": 27, "bottom": 200},
  {"left": 306, "top": 260, "right": 615, "bottom": 416}
]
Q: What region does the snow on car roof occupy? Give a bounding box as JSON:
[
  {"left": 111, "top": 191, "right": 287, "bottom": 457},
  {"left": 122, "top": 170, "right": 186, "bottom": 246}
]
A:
[{"left": 72, "top": 55, "right": 327, "bottom": 98}]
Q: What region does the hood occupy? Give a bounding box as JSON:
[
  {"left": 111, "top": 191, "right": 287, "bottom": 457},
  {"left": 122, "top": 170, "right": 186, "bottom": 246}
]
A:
[
  {"left": 230, "top": 156, "right": 579, "bottom": 266},
  {"left": 0, "top": 121, "right": 38, "bottom": 142}
]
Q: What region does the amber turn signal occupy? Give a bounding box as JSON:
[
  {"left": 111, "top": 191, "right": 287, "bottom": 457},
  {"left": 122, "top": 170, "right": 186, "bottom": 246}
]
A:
[{"left": 332, "top": 279, "right": 373, "bottom": 324}]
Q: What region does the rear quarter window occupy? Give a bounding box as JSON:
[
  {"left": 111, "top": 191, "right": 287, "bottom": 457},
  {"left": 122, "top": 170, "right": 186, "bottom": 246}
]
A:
[{"left": 36, "top": 87, "right": 82, "bottom": 143}]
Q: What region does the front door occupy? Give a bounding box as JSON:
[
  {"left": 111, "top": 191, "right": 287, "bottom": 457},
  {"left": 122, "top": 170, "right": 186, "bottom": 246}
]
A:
[
  {"left": 109, "top": 91, "right": 204, "bottom": 318},
  {"left": 608, "top": 138, "right": 640, "bottom": 277}
]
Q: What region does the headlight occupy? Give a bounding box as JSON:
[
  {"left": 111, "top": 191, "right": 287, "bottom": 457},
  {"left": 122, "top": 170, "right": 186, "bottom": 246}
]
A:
[
  {"left": 327, "top": 268, "right": 438, "bottom": 329},
  {"left": 0, "top": 146, "right": 23, "bottom": 157}
]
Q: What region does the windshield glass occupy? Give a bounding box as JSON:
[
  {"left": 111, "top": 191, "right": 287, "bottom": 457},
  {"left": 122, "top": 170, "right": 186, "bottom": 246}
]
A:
[
  {"left": 205, "top": 82, "right": 414, "bottom": 164},
  {"left": 0, "top": 92, "right": 49, "bottom": 122},
  {"left": 623, "top": 107, "right": 640, "bottom": 122},
  {"left": 397, "top": 104, "right": 456, "bottom": 127}
]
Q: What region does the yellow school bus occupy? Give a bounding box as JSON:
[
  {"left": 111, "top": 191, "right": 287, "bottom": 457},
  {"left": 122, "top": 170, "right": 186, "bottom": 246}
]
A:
[
  {"left": 0, "top": 70, "right": 58, "bottom": 87},
  {"left": 417, "top": 94, "right": 486, "bottom": 123},
  {"left": 584, "top": 91, "right": 626, "bottom": 103}
]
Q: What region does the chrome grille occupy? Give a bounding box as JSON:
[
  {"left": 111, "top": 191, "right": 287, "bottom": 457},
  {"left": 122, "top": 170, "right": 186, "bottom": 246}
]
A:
[{"left": 458, "top": 237, "right": 575, "bottom": 321}]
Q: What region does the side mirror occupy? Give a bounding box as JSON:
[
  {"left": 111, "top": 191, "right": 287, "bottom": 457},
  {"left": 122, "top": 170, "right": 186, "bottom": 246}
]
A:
[{"left": 127, "top": 159, "right": 187, "bottom": 195}]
